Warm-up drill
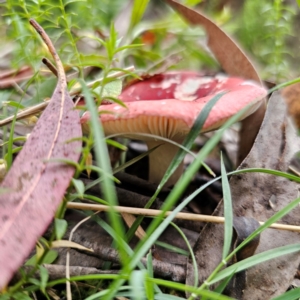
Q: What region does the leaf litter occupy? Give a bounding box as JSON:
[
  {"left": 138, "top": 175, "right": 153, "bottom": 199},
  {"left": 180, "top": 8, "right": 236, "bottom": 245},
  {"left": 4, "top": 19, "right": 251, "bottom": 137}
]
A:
[
  {"left": 186, "top": 92, "right": 300, "bottom": 299},
  {"left": 1, "top": 1, "right": 300, "bottom": 298},
  {"left": 0, "top": 20, "right": 82, "bottom": 288}
]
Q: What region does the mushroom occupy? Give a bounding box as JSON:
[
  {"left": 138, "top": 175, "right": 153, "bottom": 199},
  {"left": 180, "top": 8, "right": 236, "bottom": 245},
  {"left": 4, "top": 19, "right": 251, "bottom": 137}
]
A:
[{"left": 81, "top": 71, "right": 267, "bottom": 186}]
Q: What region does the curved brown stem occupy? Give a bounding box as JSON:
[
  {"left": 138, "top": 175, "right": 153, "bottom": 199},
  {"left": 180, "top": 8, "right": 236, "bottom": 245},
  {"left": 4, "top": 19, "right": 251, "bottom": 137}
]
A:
[{"left": 29, "top": 19, "right": 66, "bottom": 87}]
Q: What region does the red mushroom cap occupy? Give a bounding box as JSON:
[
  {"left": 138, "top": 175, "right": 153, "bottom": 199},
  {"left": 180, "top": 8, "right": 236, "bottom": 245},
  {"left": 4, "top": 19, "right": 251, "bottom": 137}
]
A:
[
  {"left": 81, "top": 71, "right": 267, "bottom": 140},
  {"left": 81, "top": 71, "right": 267, "bottom": 186}
]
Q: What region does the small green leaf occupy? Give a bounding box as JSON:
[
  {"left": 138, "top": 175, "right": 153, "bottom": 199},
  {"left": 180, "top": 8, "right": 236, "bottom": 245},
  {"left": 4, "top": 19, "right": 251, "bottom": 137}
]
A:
[
  {"left": 93, "top": 79, "right": 122, "bottom": 98},
  {"left": 39, "top": 265, "right": 49, "bottom": 294},
  {"left": 71, "top": 178, "right": 85, "bottom": 198},
  {"left": 54, "top": 218, "right": 68, "bottom": 240},
  {"left": 25, "top": 254, "right": 37, "bottom": 266},
  {"left": 3, "top": 101, "right": 25, "bottom": 109},
  {"left": 78, "top": 53, "right": 107, "bottom": 67},
  {"left": 42, "top": 249, "right": 58, "bottom": 265}
]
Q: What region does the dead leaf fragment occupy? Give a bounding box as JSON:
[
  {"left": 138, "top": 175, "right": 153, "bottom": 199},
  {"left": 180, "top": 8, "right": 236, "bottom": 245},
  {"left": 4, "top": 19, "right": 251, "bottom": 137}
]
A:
[
  {"left": 0, "top": 20, "right": 82, "bottom": 288},
  {"left": 165, "top": 0, "right": 266, "bottom": 165},
  {"left": 0, "top": 66, "right": 32, "bottom": 89},
  {"left": 51, "top": 240, "right": 93, "bottom": 252}
]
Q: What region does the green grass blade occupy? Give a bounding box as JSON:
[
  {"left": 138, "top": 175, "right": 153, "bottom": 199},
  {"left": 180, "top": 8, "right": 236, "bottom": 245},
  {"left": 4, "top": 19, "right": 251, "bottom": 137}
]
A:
[
  {"left": 124, "top": 93, "right": 224, "bottom": 241},
  {"left": 106, "top": 132, "right": 215, "bottom": 177},
  {"left": 79, "top": 79, "right": 127, "bottom": 266},
  {"left": 155, "top": 295, "right": 184, "bottom": 299},
  {"left": 271, "top": 287, "right": 300, "bottom": 300},
  {"left": 130, "top": 270, "right": 146, "bottom": 300},
  {"left": 145, "top": 252, "right": 156, "bottom": 299},
  {"left": 147, "top": 278, "right": 235, "bottom": 300},
  {"left": 209, "top": 243, "right": 300, "bottom": 285},
  {"left": 104, "top": 92, "right": 234, "bottom": 300},
  {"left": 129, "top": 0, "right": 150, "bottom": 31},
  {"left": 207, "top": 195, "right": 300, "bottom": 285},
  {"left": 232, "top": 168, "right": 300, "bottom": 182},
  {"left": 169, "top": 222, "right": 199, "bottom": 287},
  {"left": 221, "top": 152, "right": 233, "bottom": 260},
  {"left": 130, "top": 104, "right": 252, "bottom": 271}
]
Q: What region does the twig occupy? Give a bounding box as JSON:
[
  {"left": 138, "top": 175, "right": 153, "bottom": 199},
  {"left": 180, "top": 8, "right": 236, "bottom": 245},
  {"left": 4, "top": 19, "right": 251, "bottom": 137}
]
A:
[
  {"left": 12, "top": 265, "right": 118, "bottom": 283},
  {"left": 82, "top": 177, "right": 202, "bottom": 231},
  {"left": 289, "top": 166, "right": 300, "bottom": 177},
  {"left": 91, "top": 244, "right": 186, "bottom": 282},
  {"left": 67, "top": 202, "right": 300, "bottom": 233},
  {"left": 42, "top": 57, "right": 58, "bottom": 77},
  {"left": 0, "top": 66, "right": 135, "bottom": 127}
]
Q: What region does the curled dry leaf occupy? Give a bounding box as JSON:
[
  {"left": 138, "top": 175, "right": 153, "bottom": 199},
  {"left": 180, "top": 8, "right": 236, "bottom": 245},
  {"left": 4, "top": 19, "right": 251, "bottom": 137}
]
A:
[
  {"left": 0, "top": 66, "right": 33, "bottom": 89},
  {"left": 165, "top": 0, "right": 266, "bottom": 165},
  {"left": 0, "top": 20, "right": 82, "bottom": 288},
  {"left": 186, "top": 92, "right": 300, "bottom": 299},
  {"left": 51, "top": 240, "right": 93, "bottom": 252}
]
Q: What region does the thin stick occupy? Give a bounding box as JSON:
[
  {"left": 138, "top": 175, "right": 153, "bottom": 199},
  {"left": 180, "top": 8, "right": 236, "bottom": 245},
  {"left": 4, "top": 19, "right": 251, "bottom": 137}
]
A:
[
  {"left": 0, "top": 101, "right": 51, "bottom": 126},
  {"left": 0, "top": 66, "right": 135, "bottom": 127},
  {"left": 67, "top": 202, "right": 300, "bottom": 233},
  {"left": 289, "top": 166, "right": 300, "bottom": 177},
  {"left": 42, "top": 58, "right": 58, "bottom": 77}
]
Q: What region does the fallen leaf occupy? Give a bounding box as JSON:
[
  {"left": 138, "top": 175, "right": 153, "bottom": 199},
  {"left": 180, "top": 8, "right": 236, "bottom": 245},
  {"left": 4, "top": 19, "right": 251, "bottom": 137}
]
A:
[
  {"left": 0, "top": 20, "right": 82, "bottom": 288},
  {"left": 165, "top": 0, "right": 266, "bottom": 165},
  {"left": 121, "top": 212, "right": 146, "bottom": 240},
  {"left": 186, "top": 92, "right": 300, "bottom": 299}
]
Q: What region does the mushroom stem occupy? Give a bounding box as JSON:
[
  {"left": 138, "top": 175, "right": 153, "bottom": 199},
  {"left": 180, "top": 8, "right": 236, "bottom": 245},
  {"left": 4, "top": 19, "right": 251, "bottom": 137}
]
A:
[{"left": 146, "top": 140, "right": 184, "bottom": 187}]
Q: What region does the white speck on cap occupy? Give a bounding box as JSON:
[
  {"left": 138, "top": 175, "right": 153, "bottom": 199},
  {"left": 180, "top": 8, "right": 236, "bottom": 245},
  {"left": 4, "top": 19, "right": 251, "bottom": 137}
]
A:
[
  {"left": 174, "top": 78, "right": 212, "bottom": 101},
  {"left": 150, "top": 77, "right": 181, "bottom": 89}
]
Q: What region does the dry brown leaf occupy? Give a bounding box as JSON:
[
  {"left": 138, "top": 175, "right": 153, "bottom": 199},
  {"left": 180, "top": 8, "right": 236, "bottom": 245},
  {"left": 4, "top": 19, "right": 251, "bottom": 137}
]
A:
[
  {"left": 121, "top": 212, "right": 146, "bottom": 240},
  {"left": 0, "top": 66, "right": 32, "bottom": 89},
  {"left": 165, "top": 0, "right": 266, "bottom": 165},
  {"left": 51, "top": 240, "right": 93, "bottom": 252}
]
